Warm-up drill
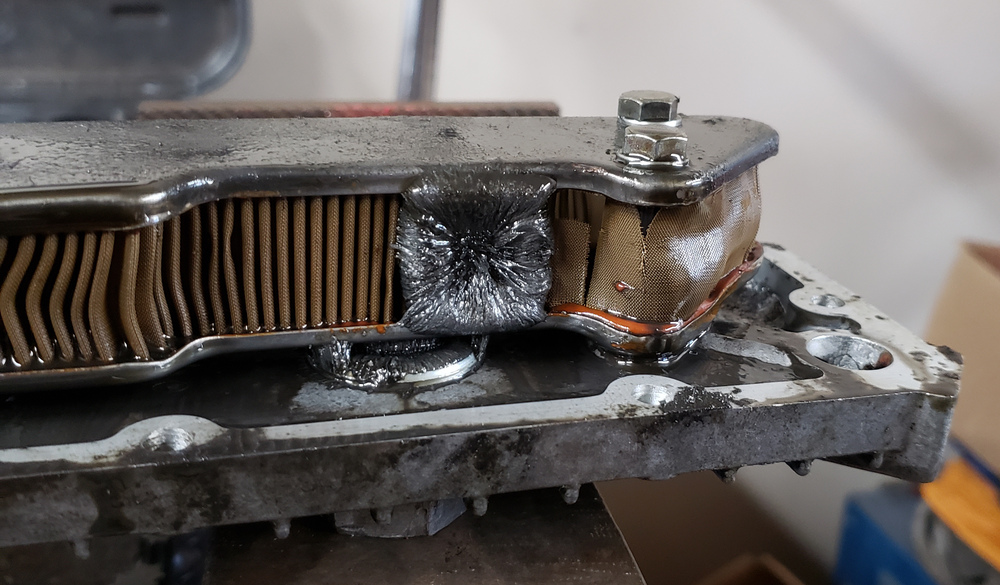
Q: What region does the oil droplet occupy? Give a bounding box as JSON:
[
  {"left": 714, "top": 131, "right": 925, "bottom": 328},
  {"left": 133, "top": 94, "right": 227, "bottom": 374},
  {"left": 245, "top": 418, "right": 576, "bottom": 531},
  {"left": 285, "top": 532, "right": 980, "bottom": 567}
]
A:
[{"left": 615, "top": 281, "right": 633, "bottom": 292}]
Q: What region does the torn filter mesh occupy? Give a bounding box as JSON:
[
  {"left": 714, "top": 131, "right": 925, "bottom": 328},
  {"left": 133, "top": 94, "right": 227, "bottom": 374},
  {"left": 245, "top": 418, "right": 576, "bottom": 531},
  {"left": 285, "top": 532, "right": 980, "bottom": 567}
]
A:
[
  {"left": 0, "top": 168, "right": 760, "bottom": 374},
  {"left": 548, "top": 167, "right": 761, "bottom": 324},
  {"left": 0, "top": 194, "right": 399, "bottom": 368}
]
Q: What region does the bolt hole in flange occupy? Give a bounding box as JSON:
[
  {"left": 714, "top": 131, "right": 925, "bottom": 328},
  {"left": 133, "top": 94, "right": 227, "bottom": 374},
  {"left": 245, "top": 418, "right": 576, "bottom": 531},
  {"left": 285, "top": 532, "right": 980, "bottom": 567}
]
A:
[
  {"left": 633, "top": 383, "right": 672, "bottom": 406},
  {"left": 806, "top": 335, "right": 893, "bottom": 370},
  {"left": 811, "top": 293, "right": 845, "bottom": 309}
]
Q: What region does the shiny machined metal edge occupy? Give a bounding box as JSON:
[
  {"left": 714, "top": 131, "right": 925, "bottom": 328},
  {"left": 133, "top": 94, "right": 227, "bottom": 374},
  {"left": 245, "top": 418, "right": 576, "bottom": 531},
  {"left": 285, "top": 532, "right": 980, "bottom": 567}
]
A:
[
  {"left": 0, "top": 115, "right": 777, "bottom": 234},
  {"left": 0, "top": 245, "right": 960, "bottom": 547}
]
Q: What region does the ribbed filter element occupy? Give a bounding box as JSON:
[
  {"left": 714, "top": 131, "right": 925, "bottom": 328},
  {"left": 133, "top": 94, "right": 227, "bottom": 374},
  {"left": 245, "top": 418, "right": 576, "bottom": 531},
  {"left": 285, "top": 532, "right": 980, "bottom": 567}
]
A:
[
  {"left": 71, "top": 234, "right": 98, "bottom": 361},
  {"left": 0, "top": 236, "right": 33, "bottom": 365},
  {"left": 50, "top": 234, "right": 78, "bottom": 361},
  {"left": 241, "top": 199, "right": 260, "bottom": 333},
  {"left": 292, "top": 198, "right": 307, "bottom": 329},
  {"left": 89, "top": 233, "right": 118, "bottom": 362},
  {"left": 187, "top": 208, "right": 210, "bottom": 336},
  {"left": 548, "top": 190, "right": 593, "bottom": 307},
  {"left": 258, "top": 199, "right": 275, "bottom": 331},
  {"left": 26, "top": 235, "right": 58, "bottom": 364},
  {"left": 120, "top": 231, "right": 150, "bottom": 360},
  {"left": 167, "top": 219, "right": 193, "bottom": 338},
  {"left": 0, "top": 194, "right": 400, "bottom": 372}
]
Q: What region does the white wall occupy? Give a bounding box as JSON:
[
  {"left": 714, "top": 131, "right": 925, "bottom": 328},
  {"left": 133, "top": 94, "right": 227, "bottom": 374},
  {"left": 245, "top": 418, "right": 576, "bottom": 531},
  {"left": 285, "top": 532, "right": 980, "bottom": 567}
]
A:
[{"left": 209, "top": 0, "right": 1000, "bottom": 569}]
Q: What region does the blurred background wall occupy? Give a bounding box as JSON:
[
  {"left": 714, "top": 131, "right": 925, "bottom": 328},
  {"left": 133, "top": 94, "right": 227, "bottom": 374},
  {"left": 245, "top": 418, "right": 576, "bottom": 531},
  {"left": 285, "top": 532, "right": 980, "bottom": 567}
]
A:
[{"left": 206, "top": 0, "right": 1000, "bottom": 570}]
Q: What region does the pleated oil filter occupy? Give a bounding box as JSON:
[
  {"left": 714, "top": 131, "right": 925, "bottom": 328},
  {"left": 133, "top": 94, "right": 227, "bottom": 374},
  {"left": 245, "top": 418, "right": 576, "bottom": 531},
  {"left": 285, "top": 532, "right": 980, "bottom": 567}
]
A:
[{"left": 0, "top": 194, "right": 400, "bottom": 368}]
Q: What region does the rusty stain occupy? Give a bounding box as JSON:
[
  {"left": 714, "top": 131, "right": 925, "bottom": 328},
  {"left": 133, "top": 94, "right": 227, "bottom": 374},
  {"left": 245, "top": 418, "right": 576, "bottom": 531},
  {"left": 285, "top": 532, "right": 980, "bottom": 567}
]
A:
[
  {"left": 874, "top": 352, "right": 894, "bottom": 369},
  {"left": 551, "top": 243, "right": 764, "bottom": 336}
]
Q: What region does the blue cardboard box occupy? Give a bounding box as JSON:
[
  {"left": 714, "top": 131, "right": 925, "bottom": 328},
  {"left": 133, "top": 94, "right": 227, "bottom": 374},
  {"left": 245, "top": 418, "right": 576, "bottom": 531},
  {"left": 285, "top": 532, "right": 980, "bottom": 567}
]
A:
[{"left": 833, "top": 485, "right": 936, "bottom": 585}]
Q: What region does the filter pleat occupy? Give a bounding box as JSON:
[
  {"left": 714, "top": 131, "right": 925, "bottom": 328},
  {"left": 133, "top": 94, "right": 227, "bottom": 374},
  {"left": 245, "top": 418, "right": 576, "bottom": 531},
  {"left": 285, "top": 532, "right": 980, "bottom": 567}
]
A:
[
  {"left": 292, "top": 198, "right": 307, "bottom": 329},
  {"left": 355, "top": 195, "right": 372, "bottom": 322},
  {"left": 340, "top": 195, "right": 356, "bottom": 323},
  {"left": 258, "top": 199, "right": 275, "bottom": 331},
  {"left": 152, "top": 224, "right": 174, "bottom": 340},
  {"left": 0, "top": 238, "right": 6, "bottom": 363},
  {"left": 70, "top": 234, "right": 98, "bottom": 361},
  {"left": 1, "top": 236, "right": 36, "bottom": 365},
  {"left": 187, "top": 207, "right": 211, "bottom": 336},
  {"left": 310, "top": 198, "right": 324, "bottom": 327},
  {"left": 222, "top": 199, "right": 244, "bottom": 333},
  {"left": 240, "top": 200, "right": 260, "bottom": 332},
  {"left": 325, "top": 197, "right": 340, "bottom": 325},
  {"left": 369, "top": 194, "right": 386, "bottom": 323},
  {"left": 137, "top": 226, "right": 166, "bottom": 347},
  {"left": 26, "top": 235, "right": 58, "bottom": 363},
  {"left": 166, "top": 219, "right": 193, "bottom": 339},
  {"left": 120, "top": 231, "right": 150, "bottom": 360},
  {"left": 89, "top": 233, "right": 117, "bottom": 362},
  {"left": 207, "top": 202, "right": 227, "bottom": 334},
  {"left": 275, "top": 198, "right": 291, "bottom": 330},
  {"left": 50, "top": 234, "right": 78, "bottom": 361},
  {"left": 383, "top": 195, "right": 399, "bottom": 323}
]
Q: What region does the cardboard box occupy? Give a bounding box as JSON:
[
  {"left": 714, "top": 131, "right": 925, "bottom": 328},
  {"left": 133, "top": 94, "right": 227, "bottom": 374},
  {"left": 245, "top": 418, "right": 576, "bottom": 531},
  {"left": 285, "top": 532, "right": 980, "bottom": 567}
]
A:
[
  {"left": 599, "top": 474, "right": 826, "bottom": 585},
  {"left": 925, "top": 242, "right": 1000, "bottom": 476},
  {"left": 695, "top": 554, "right": 806, "bottom": 585},
  {"left": 833, "top": 485, "right": 937, "bottom": 585}
]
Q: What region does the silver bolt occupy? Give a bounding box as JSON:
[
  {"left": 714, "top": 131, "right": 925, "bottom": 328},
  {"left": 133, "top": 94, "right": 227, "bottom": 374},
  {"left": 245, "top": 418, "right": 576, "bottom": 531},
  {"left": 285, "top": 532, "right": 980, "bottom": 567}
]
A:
[
  {"left": 618, "top": 90, "right": 680, "bottom": 123},
  {"left": 374, "top": 507, "right": 393, "bottom": 525},
  {"left": 72, "top": 538, "right": 91, "bottom": 560},
  {"left": 787, "top": 459, "right": 813, "bottom": 476},
  {"left": 560, "top": 484, "right": 580, "bottom": 505},
  {"left": 713, "top": 467, "right": 739, "bottom": 483},
  {"left": 622, "top": 125, "right": 688, "bottom": 166},
  {"left": 272, "top": 518, "right": 291, "bottom": 539},
  {"left": 614, "top": 90, "right": 687, "bottom": 165}
]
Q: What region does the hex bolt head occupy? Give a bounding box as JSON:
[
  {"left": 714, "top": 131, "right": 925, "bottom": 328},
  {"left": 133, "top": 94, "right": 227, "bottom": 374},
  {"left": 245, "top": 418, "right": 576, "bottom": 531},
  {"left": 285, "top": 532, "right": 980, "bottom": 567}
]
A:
[
  {"left": 472, "top": 496, "right": 489, "bottom": 517},
  {"left": 622, "top": 125, "right": 688, "bottom": 166},
  {"left": 374, "top": 507, "right": 393, "bottom": 525},
  {"left": 714, "top": 467, "right": 739, "bottom": 483},
  {"left": 561, "top": 484, "right": 581, "bottom": 505},
  {"left": 272, "top": 518, "right": 291, "bottom": 539},
  {"left": 787, "top": 459, "right": 813, "bottom": 476},
  {"left": 618, "top": 90, "right": 680, "bottom": 123}
]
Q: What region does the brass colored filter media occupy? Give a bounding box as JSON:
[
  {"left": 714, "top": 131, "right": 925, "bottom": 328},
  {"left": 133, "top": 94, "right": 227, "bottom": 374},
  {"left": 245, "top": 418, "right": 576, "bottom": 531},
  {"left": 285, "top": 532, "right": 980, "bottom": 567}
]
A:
[
  {"left": 549, "top": 167, "right": 761, "bottom": 323},
  {"left": 0, "top": 194, "right": 400, "bottom": 370}
]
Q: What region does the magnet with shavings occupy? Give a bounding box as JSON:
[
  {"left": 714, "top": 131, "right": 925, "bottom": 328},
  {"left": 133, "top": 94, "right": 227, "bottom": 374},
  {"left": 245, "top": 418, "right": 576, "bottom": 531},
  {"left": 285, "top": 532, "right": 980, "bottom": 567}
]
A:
[{"left": 397, "top": 172, "right": 555, "bottom": 335}]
